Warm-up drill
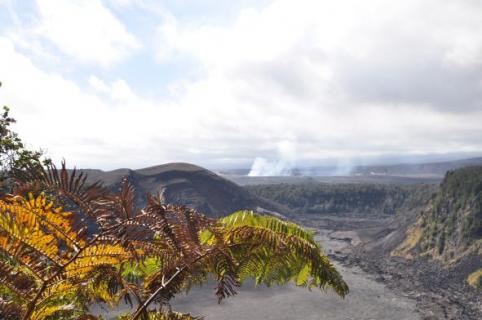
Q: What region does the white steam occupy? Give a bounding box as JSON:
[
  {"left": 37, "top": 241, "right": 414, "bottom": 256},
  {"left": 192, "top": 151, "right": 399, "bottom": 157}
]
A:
[
  {"left": 248, "top": 141, "right": 358, "bottom": 177},
  {"left": 248, "top": 141, "right": 296, "bottom": 176},
  {"left": 248, "top": 157, "right": 293, "bottom": 176}
]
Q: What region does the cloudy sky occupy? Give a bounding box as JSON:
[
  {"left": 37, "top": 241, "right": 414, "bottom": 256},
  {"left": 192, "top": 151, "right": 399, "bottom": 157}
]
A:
[{"left": 1, "top": 0, "right": 482, "bottom": 171}]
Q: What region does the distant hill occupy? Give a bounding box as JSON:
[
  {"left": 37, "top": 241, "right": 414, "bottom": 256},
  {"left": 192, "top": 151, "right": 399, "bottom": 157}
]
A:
[
  {"left": 82, "top": 163, "right": 289, "bottom": 218},
  {"left": 352, "top": 157, "right": 482, "bottom": 178}
]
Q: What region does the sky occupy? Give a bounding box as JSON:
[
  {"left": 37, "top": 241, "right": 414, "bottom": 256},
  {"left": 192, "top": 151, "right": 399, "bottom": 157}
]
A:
[{"left": 1, "top": 0, "right": 482, "bottom": 172}]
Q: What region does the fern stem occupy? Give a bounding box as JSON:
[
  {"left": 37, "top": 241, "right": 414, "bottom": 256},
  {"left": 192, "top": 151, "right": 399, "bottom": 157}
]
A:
[
  {"left": 22, "top": 280, "right": 47, "bottom": 320},
  {"left": 130, "top": 266, "right": 185, "bottom": 320}
]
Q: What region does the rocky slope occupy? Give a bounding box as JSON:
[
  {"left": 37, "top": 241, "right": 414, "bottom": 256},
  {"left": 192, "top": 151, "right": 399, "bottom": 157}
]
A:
[
  {"left": 82, "top": 163, "right": 289, "bottom": 218},
  {"left": 348, "top": 166, "right": 482, "bottom": 318}
]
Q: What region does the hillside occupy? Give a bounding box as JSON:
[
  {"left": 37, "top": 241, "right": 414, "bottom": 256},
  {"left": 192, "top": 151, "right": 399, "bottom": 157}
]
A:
[
  {"left": 82, "top": 163, "right": 289, "bottom": 218},
  {"left": 392, "top": 166, "right": 482, "bottom": 285},
  {"left": 419, "top": 166, "right": 481, "bottom": 262}
]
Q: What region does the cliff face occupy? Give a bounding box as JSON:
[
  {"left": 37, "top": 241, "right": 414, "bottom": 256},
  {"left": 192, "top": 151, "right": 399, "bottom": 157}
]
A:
[
  {"left": 420, "top": 166, "right": 482, "bottom": 260},
  {"left": 392, "top": 166, "right": 482, "bottom": 287}
]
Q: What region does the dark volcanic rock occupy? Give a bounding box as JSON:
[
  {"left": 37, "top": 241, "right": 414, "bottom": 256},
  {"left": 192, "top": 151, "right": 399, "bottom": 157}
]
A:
[{"left": 82, "top": 162, "right": 289, "bottom": 218}]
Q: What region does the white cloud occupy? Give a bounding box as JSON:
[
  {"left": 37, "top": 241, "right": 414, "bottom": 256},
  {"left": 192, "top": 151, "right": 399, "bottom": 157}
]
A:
[
  {"left": 156, "top": 0, "right": 482, "bottom": 109},
  {"left": 0, "top": 37, "right": 141, "bottom": 168},
  {"left": 151, "top": 0, "right": 482, "bottom": 159},
  {"left": 1, "top": 0, "right": 482, "bottom": 170},
  {"left": 33, "top": 0, "right": 140, "bottom": 66},
  {"left": 88, "top": 75, "right": 110, "bottom": 93}
]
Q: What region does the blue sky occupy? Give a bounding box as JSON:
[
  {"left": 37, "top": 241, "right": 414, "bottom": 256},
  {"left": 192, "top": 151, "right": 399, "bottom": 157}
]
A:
[{"left": 1, "top": 0, "right": 482, "bottom": 172}]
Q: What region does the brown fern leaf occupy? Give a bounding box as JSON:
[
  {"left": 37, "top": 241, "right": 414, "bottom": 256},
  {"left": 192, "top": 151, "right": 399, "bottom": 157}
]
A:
[
  {"left": 143, "top": 195, "right": 214, "bottom": 260},
  {"left": 92, "top": 179, "right": 138, "bottom": 229},
  {"left": 14, "top": 161, "right": 107, "bottom": 219},
  {"left": 95, "top": 187, "right": 213, "bottom": 263},
  {"left": 143, "top": 266, "right": 189, "bottom": 305}
]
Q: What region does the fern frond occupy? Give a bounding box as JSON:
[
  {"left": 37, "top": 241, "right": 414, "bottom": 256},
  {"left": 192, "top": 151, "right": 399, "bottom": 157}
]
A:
[{"left": 204, "top": 211, "right": 349, "bottom": 297}]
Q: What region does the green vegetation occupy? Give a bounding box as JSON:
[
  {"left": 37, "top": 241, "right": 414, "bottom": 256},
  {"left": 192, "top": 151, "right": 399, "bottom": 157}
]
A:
[
  {"left": 247, "top": 183, "right": 436, "bottom": 215},
  {"left": 418, "top": 166, "right": 482, "bottom": 262}
]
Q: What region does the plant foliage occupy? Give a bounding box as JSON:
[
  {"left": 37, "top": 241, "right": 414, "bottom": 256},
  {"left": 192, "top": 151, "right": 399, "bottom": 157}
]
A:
[{"left": 0, "top": 163, "right": 348, "bottom": 319}]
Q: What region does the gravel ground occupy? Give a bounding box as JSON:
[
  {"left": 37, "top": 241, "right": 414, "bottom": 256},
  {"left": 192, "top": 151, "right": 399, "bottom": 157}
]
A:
[
  {"left": 93, "top": 228, "right": 422, "bottom": 320},
  {"left": 303, "top": 214, "right": 482, "bottom": 320}
]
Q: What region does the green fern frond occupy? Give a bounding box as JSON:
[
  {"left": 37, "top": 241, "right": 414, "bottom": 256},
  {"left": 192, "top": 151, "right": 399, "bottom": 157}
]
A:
[{"left": 203, "top": 211, "right": 349, "bottom": 297}]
